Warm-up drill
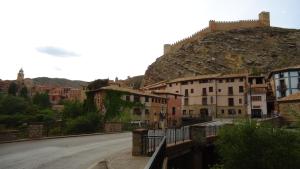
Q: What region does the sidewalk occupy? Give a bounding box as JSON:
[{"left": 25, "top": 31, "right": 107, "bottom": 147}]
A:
[{"left": 105, "top": 148, "right": 149, "bottom": 169}]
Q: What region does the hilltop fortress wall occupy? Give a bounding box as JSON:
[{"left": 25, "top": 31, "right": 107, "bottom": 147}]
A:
[{"left": 164, "top": 11, "right": 270, "bottom": 54}]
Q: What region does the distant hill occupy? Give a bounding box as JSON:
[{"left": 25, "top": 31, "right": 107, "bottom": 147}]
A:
[{"left": 31, "top": 77, "right": 88, "bottom": 88}]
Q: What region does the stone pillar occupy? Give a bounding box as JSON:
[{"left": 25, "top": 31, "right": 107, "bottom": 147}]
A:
[
  {"left": 132, "top": 129, "right": 148, "bottom": 156},
  {"left": 28, "top": 123, "right": 43, "bottom": 139}
]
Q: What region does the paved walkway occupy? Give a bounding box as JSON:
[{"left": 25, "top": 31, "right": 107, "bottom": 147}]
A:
[{"left": 106, "top": 148, "right": 149, "bottom": 169}]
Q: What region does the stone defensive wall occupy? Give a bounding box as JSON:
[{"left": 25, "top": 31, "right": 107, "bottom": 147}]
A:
[{"left": 164, "top": 11, "right": 270, "bottom": 54}]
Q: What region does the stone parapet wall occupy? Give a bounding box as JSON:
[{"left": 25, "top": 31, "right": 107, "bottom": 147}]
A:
[{"left": 104, "top": 122, "right": 123, "bottom": 133}]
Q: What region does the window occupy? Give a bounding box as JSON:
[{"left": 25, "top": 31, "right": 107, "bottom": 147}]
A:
[
  {"left": 191, "top": 89, "right": 194, "bottom": 93},
  {"left": 209, "top": 87, "right": 213, "bottom": 92},
  {"left": 239, "top": 78, "right": 243, "bottom": 82},
  {"left": 218, "top": 79, "right": 223, "bottom": 83},
  {"left": 183, "top": 110, "right": 186, "bottom": 115},
  {"left": 175, "top": 95, "right": 177, "bottom": 99},
  {"left": 249, "top": 78, "right": 253, "bottom": 84},
  {"left": 279, "top": 72, "right": 284, "bottom": 78},
  {"left": 126, "top": 95, "right": 130, "bottom": 101},
  {"left": 169, "top": 84, "right": 172, "bottom": 87},
  {"left": 133, "top": 108, "right": 141, "bottom": 115},
  {"left": 228, "top": 109, "right": 236, "bottom": 115},
  {"left": 185, "top": 89, "right": 188, "bottom": 97},
  {"left": 202, "top": 97, "right": 208, "bottom": 105},
  {"left": 256, "top": 78, "right": 263, "bottom": 84},
  {"left": 176, "top": 91, "right": 179, "bottom": 93},
  {"left": 210, "top": 96, "right": 213, "bottom": 104},
  {"left": 218, "top": 89, "right": 222, "bottom": 92},
  {"left": 145, "top": 109, "right": 149, "bottom": 115},
  {"left": 202, "top": 88, "right": 207, "bottom": 96},
  {"left": 228, "top": 87, "right": 233, "bottom": 95},
  {"left": 184, "top": 98, "right": 189, "bottom": 106},
  {"left": 134, "top": 95, "right": 140, "bottom": 102},
  {"left": 251, "top": 96, "right": 262, "bottom": 101},
  {"left": 226, "top": 78, "right": 234, "bottom": 83},
  {"left": 221, "top": 110, "right": 225, "bottom": 114},
  {"left": 238, "top": 109, "right": 242, "bottom": 114},
  {"left": 199, "top": 79, "right": 209, "bottom": 83},
  {"left": 239, "top": 98, "right": 242, "bottom": 104},
  {"left": 172, "top": 107, "right": 176, "bottom": 115},
  {"left": 190, "top": 81, "right": 193, "bottom": 84},
  {"left": 239, "top": 86, "right": 244, "bottom": 93},
  {"left": 145, "top": 97, "right": 149, "bottom": 102},
  {"left": 228, "top": 98, "right": 234, "bottom": 106}
]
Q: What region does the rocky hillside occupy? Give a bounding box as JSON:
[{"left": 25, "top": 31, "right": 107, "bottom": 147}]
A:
[
  {"left": 143, "top": 27, "right": 300, "bottom": 85},
  {"left": 31, "top": 77, "right": 88, "bottom": 88}
]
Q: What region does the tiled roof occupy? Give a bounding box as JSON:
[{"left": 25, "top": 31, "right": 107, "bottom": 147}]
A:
[
  {"left": 98, "top": 86, "right": 165, "bottom": 98},
  {"left": 167, "top": 74, "right": 221, "bottom": 83},
  {"left": 278, "top": 92, "right": 300, "bottom": 102},
  {"left": 151, "top": 90, "right": 183, "bottom": 96},
  {"left": 142, "top": 80, "right": 167, "bottom": 90}
]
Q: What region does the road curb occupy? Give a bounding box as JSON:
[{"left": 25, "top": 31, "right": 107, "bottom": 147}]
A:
[{"left": 0, "top": 131, "right": 129, "bottom": 144}]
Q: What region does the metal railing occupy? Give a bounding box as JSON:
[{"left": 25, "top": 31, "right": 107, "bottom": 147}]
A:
[
  {"left": 144, "top": 137, "right": 166, "bottom": 169},
  {"left": 148, "top": 126, "right": 190, "bottom": 145},
  {"left": 142, "top": 135, "right": 164, "bottom": 155}
]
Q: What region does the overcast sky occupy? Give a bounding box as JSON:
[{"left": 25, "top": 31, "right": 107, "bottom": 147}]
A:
[{"left": 0, "top": 0, "right": 299, "bottom": 81}]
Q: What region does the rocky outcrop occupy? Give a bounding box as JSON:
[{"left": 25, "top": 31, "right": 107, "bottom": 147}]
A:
[{"left": 143, "top": 27, "right": 300, "bottom": 85}]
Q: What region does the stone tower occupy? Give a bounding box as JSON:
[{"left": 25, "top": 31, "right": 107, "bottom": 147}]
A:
[
  {"left": 164, "top": 44, "right": 171, "bottom": 54},
  {"left": 17, "top": 68, "right": 24, "bottom": 82},
  {"left": 259, "top": 11, "right": 270, "bottom": 27}
]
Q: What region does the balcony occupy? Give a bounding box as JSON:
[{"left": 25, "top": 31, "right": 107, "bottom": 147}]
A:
[{"left": 202, "top": 92, "right": 207, "bottom": 96}]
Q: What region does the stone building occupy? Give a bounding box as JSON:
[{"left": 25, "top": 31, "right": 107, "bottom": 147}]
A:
[
  {"left": 268, "top": 65, "right": 300, "bottom": 100},
  {"left": 247, "top": 76, "right": 268, "bottom": 118},
  {"left": 278, "top": 92, "right": 300, "bottom": 123},
  {"left": 48, "top": 87, "right": 81, "bottom": 105},
  {"left": 93, "top": 86, "right": 167, "bottom": 128},
  {"left": 161, "top": 73, "right": 249, "bottom": 119},
  {"left": 151, "top": 90, "right": 183, "bottom": 127}
]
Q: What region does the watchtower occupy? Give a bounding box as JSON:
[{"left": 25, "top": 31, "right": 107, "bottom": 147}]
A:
[
  {"left": 259, "top": 11, "right": 270, "bottom": 26},
  {"left": 164, "top": 44, "right": 172, "bottom": 54}
]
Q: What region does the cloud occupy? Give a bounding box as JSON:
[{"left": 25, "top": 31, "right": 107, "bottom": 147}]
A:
[{"left": 36, "top": 46, "right": 79, "bottom": 57}]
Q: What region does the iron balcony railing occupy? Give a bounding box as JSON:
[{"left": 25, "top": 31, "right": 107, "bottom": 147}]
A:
[{"left": 277, "top": 85, "right": 287, "bottom": 91}]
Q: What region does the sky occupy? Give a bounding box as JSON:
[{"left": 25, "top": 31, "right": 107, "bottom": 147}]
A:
[{"left": 0, "top": 0, "right": 299, "bottom": 82}]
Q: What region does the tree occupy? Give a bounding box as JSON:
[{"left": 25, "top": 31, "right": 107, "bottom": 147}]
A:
[
  {"left": 33, "top": 93, "right": 51, "bottom": 108},
  {"left": 216, "top": 120, "right": 300, "bottom": 169},
  {"left": 20, "top": 86, "right": 28, "bottom": 98},
  {"left": 8, "top": 82, "right": 18, "bottom": 96},
  {"left": 0, "top": 95, "right": 29, "bottom": 115},
  {"left": 62, "top": 101, "right": 84, "bottom": 119}
]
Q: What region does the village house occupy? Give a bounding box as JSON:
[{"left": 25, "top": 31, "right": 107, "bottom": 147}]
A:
[
  {"left": 93, "top": 86, "right": 167, "bottom": 128},
  {"left": 151, "top": 90, "right": 183, "bottom": 127},
  {"left": 48, "top": 87, "right": 81, "bottom": 105},
  {"left": 277, "top": 92, "right": 300, "bottom": 123},
  {"left": 165, "top": 74, "right": 220, "bottom": 119},
  {"left": 247, "top": 76, "right": 268, "bottom": 118},
  {"left": 268, "top": 65, "right": 300, "bottom": 100}
]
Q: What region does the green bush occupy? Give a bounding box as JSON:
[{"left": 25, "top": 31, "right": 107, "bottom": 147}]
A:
[
  {"left": 216, "top": 120, "right": 300, "bottom": 169},
  {"left": 64, "top": 112, "right": 102, "bottom": 134}
]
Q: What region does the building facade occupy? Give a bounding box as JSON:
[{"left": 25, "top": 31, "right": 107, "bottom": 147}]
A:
[
  {"left": 93, "top": 86, "right": 167, "bottom": 128},
  {"left": 268, "top": 65, "right": 300, "bottom": 100},
  {"left": 247, "top": 76, "right": 268, "bottom": 118}
]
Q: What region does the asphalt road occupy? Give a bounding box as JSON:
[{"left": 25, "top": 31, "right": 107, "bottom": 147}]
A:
[{"left": 0, "top": 132, "right": 132, "bottom": 169}]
